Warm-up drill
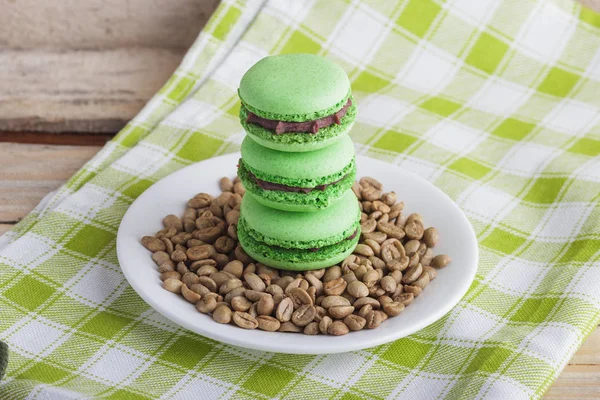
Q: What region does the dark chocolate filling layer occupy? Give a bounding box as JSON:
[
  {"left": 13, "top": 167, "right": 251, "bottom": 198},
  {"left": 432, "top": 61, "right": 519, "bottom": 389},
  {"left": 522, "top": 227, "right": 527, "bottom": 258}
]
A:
[
  {"left": 247, "top": 169, "right": 348, "bottom": 194},
  {"left": 244, "top": 98, "right": 352, "bottom": 134},
  {"left": 308, "top": 229, "right": 359, "bottom": 252}
]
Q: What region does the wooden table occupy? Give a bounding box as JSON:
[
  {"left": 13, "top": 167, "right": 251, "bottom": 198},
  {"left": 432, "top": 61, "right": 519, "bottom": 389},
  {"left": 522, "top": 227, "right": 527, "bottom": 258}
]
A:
[{"left": 0, "top": 1, "right": 598, "bottom": 397}]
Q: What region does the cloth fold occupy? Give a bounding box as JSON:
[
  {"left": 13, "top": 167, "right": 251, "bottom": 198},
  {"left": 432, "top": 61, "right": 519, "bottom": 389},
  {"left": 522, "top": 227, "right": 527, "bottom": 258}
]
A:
[{"left": 1, "top": 0, "right": 600, "bottom": 399}]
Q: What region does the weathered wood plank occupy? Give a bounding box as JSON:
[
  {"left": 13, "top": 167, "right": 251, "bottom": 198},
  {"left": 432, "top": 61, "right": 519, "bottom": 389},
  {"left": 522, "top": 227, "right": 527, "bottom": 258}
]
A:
[
  {"left": 0, "top": 224, "right": 12, "bottom": 236},
  {"left": 0, "top": 48, "right": 185, "bottom": 133},
  {"left": 0, "top": 0, "right": 219, "bottom": 49},
  {"left": 0, "top": 143, "right": 101, "bottom": 221},
  {"left": 571, "top": 328, "right": 600, "bottom": 365},
  {"left": 544, "top": 365, "right": 600, "bottom": 399},
  {"left": 0, "top": 132, "right": 113, "bottom": 146}
]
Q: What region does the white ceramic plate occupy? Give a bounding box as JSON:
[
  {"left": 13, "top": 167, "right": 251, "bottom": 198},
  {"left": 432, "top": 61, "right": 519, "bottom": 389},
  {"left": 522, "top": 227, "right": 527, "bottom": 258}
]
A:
[{"left": 117, "top": 153, "right": 478, "bottom": 354}]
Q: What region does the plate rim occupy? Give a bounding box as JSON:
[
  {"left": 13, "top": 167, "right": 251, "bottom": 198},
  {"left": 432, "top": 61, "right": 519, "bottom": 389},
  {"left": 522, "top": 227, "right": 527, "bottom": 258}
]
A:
[{"left": 116, "top": 152, "right": 478, "bottom": 354}]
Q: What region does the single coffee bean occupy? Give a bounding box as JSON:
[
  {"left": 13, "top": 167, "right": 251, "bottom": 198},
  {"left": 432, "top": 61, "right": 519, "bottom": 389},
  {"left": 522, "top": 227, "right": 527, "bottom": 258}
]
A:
[
  {"left": 257, "top": 296, "right": 275, "bottom": 316},
  {"left": 323, "top": 266, "right": 342, "bottom": 282},
  {"left": 432, "top": 254, "right": 451, "bottom": 269},
  {"left": 181, "top": 272, "right": 199, "bottom": 287},
  {"left": 314, "top": 306, "right": 327, "bottom": 322},
  {"left": 321, "top": 295, "right": 351, "bottom": 309},
  {"left": 360, "top": 219, "right": 377, "bottom": 234},
  {"left": 291, "top": 304, "right": 316, "bottom": 327},
  {"left": 354, "top": 297, "right": 380, "bottom": 310},
  {"left": 158, "top": 262, "right": 175, "bottom": 273},
  {"left": 377, "top": 222, "right": 405, "bottom": 240},
  {"left": 402, "top": 264, "right": 423, "bottom": 284},
  {"left": 215, "top": 236, "right": 236, "bottom": 255},
  {"left": 212, "top": 305, "right": 232, "bottom": 324},
  {"left": 224, "top": 287, "right": 246, "bottom": 303},
  {"left": 244, "top": 290, "right": 271, "bottom": 302},
  {"left": 219, "top": 177, "right": 234, "bottom": 192},
  {"left": 319, "top": 316, "right": 333, "bottom": 334},
  {"left": 248, "top": 302, "right": 258, "bottom": 318},
  {"left": 227, "top": 224, "right": 238, "bottom": 240},
  {"left": 413, "top": 271, "right": 430, "bottom": 290},
  {"left": 358, "top": 304, "right": 373, "bottom": 319},
  {"left": 328, "top": 305, "right": 355, "bottom": 319},
  {"left": 288, "top": 287, "right": 313, "bottom": 308},
  {"left": 186, "top": 246, "right": 210, "bottom": 261},
  {"left": 279, "top": 322, "right": 302, "bottom": 333},
  {"left": 196, "top": 297, "right": 217, "bottom": 314},
  {"left": 423, "top": 266, "right": 437, "bottom": 281},
  {"left": 404, "top": 285, "right": 423, "bottom": 297},
  {"left": 420, "top": 248, "right": 434, "bottom": 266},
  {"left": 234, "top": 245, "right": 254, "bottom": 264},
  {"left": 142, "top": 236, "right": 167, "bottom": 252},
  {"left": 394, "top": 292, "right": 414, "bottom": 307},
  {"left": 189, "top": 283, "right": 211, "bottom": 297},
  {"left": 383, "top": 301, "right": 405, "bottom": 317},
  {"left": 305, "top": 273, "right": 324, "bottom": 296},
  {"left": 406, "top": 213, "right": 423, "bottom": 225},
  {"left": 231, "top": 296, "right": 252, "bottom": 312},
  {"left": 304, "top": 322, "right": 320, "bottom": 335},
  {"left": 257, "top": 315, "right": 280, "bottom": 332},
  {"left": 232, "top": 311, "right": 258, "bottom": 329},
  {"left": 365, "top": 310, "right": 385, "bottom": 329},
  {"left": 362, "top": 270, "right": 379, "bottom": 288},
  {"left": 224, "top": 210, "right": 239, "bottom": 226},
  {"left": 181, "top": 284, "right": 201, "bottom": 303},
  {"left": 342, "top": 272, "right": 358, "bottom": 284},
  {"left": 188, "top": 193, "right": 212, "bottom": 208},
  {"left": 354, "top": 244, "right": 374, "bottom": 257},
  {"left": 163, "top": 278, "right": 183, "bottom": 293},
  {"left": 284, "top": 278, "right": 309, "bottom": 295},
  {"left": 380, "top": 276, "right": 397, "bottom": 293},
  {"left": 265, "top": 284, "right": 283, "bottom": 296},
  {"left": 160, "top": 271, "right": 181, "bottom": 282},
  {"left": 328, "top": 321, "right": 350, "bottom": 336},
  {"left": 244, "top": 273, "right": 266, "bottom": 292},
  {"left": 347, "top": 280, "right": 369, "bottom": 298},
  {"left": 152, "top": 251, "right": 172, "bottom": 266},
  {"left": 408, "top": 253, "right": 420, "bottom": 268},
  {"left": 323, "top": 277, "right": 347, "bottom": 296},
  {"left": 197, "top": 276, "right": 217, "bottom": 293},
  {"left": 359, "top": 176, "right": 382, "bottom": 190},
  {"left": 275, "top": 298, "right": 294, "bottom": 322},
  {"left": 344, "top": 314, "right": 366, "bottom": 331},
  {"left": 378, "top": 295, "right": 393, "bottom": 306}
]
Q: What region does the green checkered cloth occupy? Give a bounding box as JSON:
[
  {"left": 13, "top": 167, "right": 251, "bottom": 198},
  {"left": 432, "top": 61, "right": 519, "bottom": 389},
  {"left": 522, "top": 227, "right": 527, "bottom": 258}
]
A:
[{"left": 1, "top": 0, "right": 600, "bottom": 398}]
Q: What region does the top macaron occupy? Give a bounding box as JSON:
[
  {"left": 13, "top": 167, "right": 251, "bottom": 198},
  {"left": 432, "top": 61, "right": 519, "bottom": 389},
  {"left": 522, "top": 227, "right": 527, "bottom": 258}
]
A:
[{"left": 238, "top": 53, "right": 356, "bottom": 152}]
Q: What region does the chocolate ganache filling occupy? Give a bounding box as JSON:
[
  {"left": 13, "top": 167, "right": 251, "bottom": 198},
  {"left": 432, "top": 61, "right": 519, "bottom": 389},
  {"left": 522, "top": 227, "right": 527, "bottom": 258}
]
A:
[
  {"left": 245, "top": 98, "right": 352, "bottom": 134},
  {"left": 308, "top": 229, "right": 358, "bottom": 252},
  {"left": 247, "top": 169, "right": 348, "bottom": 194}
]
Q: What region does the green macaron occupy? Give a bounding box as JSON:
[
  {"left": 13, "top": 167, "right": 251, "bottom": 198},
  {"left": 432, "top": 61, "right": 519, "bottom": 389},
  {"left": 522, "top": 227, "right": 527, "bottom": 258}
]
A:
[
  {"left": 238, "top": 53, "right": 356, "bottom": 152},
  {"left": 238, "top": 134, "right": 356, "bottom": 212},
  {"left": 238, "top": 190, "right": 361, "bottom": 271}
]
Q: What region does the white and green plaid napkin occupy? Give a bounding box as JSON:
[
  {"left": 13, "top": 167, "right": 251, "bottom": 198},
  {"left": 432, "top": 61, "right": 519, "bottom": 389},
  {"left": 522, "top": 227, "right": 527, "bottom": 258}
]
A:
[{"left": 1, "top": 0, "right": 600, "bottom": 398}]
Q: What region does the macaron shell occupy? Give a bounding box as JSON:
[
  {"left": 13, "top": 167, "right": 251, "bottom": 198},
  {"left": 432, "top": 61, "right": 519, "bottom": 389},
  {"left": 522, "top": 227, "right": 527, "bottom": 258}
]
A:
[
  {"left": 241, "top": 134, "right": 355, "bottom": 182},
  {"left": 239, "top": 165, "right": 356, "bottom": 212},
  {"left": 240, "top": 101, "right": 356, "bottom": 153},
  {"left": 240, "top": 189, "right": 360, "bottom": 246},
  {"left": 238, "top": 54, "right": 350, "bottom": 121},
  {"left": 239, "top": 231, "right": 359, "bottom": 271}
]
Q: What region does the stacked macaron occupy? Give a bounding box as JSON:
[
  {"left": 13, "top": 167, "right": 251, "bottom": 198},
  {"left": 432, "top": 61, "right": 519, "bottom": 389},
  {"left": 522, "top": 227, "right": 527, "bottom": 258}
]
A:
[{"left": 236, "top": 53, "right": 360, "bottom": 270}]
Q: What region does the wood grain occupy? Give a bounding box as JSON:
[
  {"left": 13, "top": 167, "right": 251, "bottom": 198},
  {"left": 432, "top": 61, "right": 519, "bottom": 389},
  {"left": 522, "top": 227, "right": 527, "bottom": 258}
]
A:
[
  {"left": 0, "top": 0, "right": 219, "bottom": 49},
  {"left": 0, "top": 48, "right": 186, "bottom": 133},
  {"left": 0, "top": 0, "right": 220, "bottom": 134},
  {"left": 0, "top": 143, "right": 597, "bottom": 397},
  {"left": 0, "top": 143, "right": 100, "bottom": 222}
]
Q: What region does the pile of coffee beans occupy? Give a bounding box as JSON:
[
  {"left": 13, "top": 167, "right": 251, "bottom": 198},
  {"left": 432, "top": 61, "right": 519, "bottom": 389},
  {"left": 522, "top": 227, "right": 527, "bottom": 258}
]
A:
[{"left": 141, "top": 176, "right": 451, "bottom": 335}]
